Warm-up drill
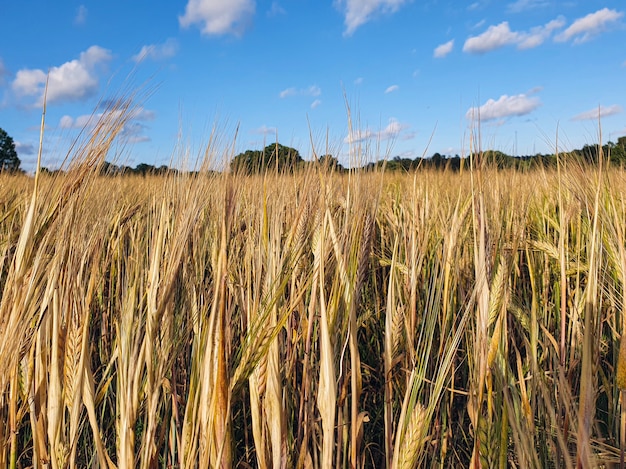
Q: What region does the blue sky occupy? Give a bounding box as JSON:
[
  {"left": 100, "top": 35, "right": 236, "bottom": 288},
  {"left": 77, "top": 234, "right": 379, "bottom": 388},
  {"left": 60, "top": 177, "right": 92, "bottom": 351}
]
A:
[{"left": 1, "top": 0, "right": 625, "bottom": 170}]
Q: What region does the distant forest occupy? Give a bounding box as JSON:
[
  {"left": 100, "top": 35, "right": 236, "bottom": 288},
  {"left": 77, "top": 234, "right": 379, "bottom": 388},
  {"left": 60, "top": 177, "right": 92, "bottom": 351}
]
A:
[{"left": 39, "top": 135, "right": 626, "bottom": 176}]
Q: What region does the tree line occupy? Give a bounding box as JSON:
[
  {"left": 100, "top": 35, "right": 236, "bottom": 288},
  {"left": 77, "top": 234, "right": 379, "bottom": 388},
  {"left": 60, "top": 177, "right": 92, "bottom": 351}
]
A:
[{"left": 2, "top": 125, "right": 626, "bottom": 175}]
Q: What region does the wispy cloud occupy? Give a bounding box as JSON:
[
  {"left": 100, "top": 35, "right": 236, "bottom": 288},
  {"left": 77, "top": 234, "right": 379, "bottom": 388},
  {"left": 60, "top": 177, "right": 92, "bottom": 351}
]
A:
[
  {"left": 466, "top": 93, "right": 541, "bottom": 121},
  {"left": 385, "top": 85, "right": 399, "bottom": 94},
  {"left": 12, "top": 46, "right": 112, "bottom": 106},
  {"left": 132, "top": 38, "right": 179, "bottom": 62},
  {"left": 354, "top": 77, "right": 364, "bottom": 85},
  {"left": 467, "top": 1, "right": 487, "bottom": 11},
  {"left": 571, "top": 104, "right": 623, "bottom": 121},
  {"left": 253, "top": 125, "right": 277, "bottom": 135},
  {"left": 507, "top": 0, "right": 549, "bottom": 14},
  {"left": 267, "top": 1, "right": 286, "bottom": 17},
  {"left": 311, "top": 99, "right": 321, "bottom": 109},
  {"left": 74, "top": 5, "right": 88, "bottom": 25},
  {"left": 279, "top": 85, "right": 321, "bottom": 98},
  {"left": 179, "top": 0, "right": 255, "bottom": 36},
  {"left": 555, "top": 8, "right": 623, "bottom": 44},
  {"left": 337, "top": 0, "right": 409, "bottom": 36},
  {"left": 345, "top": 118, "right": 414, "bottom": 143},
  {"left": 433, "top": 39, "right": 454, "bottom": 58},
  {"left": 279, "top": 87, "right": 296, "bottom": 98},
  {"left": 473, "top": 19, "right": 486, "bottom": 30},
  {"left": 463, "top": 17, "right": 565, "bottom": 53}
]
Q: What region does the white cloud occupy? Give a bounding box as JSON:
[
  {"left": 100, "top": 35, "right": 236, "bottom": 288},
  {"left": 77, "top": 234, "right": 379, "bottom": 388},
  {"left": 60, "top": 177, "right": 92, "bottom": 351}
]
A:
[
  {"left": 464, "top": 17, "right": 566, "bottom": 53},
  {"left": 74, "top": 5, "right": 88, "bottom": 25},
  {"left": 466, "top": 93, "right": 541, "bottom": 121},
  {"left": 12, "top": 46, "right": 112, "bottom": 106},
  {"left": 132, "top": 39, "right": 179, "bottom": 63},
  {"left": 345, "top": 118, "right": 413, "bottom": 143},
  {"left": 179, "top": 0, "right": 255, "bottom": 36},
  {"left": 518, "top": 17, "right": 566, "bottom": 49},
  {"left": 354, "top": 77, "right": 364, "bottom": 85},
  {"left": 555, "top": 8, "right": 623, "bottom": 43},
  {"left": 571, "top": 104, "right": 623, "bottom": 121},
  {"left": 434, "top": 40, "right": 454, "bottom": 58},
  {"left": 337, "top": 0, "right": 409, "bottom": 36},
  {"left": 379, "top": 118, "right": 413, "bottom": 140},
  {"left": 59, "top": 114, "right": 92, "bottom": 129},
  {"left": 463, "top": 22, "right": 521, "bottom": 53},
  {"left": 279, "top": 85, "right": 321, "bottom": 98},
  {"left": 311, "top": 99, "right": 321, "bottom": 109},
  {"left": 12, "top": 69, "right": 47, "bottom": 96},
  {"left": 385, "top": 85, "right": 399, "bottom": 94},
  {"left": 507, "top": 0, "right": 549, "bottom": 13}
]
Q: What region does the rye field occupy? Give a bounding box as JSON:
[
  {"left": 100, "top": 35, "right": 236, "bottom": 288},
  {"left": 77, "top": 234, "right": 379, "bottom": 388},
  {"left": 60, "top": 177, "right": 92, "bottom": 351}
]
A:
[{"left": 2, "top": 105, "right": 626, "bottom": 468}]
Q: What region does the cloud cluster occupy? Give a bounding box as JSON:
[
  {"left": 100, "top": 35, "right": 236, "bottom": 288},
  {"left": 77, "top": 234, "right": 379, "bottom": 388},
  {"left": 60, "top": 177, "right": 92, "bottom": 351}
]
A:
[
  {"left": 463, "top": 18, "right": 565, "bottom": 53},
  {"left": 12, "top": 46, "right": 112, "bottom": 106},
  {"left": 178, "top": 0, "right": 415, "bottom": 37},
  {"left": 59, "top": 106, "right": 156, "bottom": 143},
  {"left": 466, "top": 93, "right": 541, "bottom": 121},
  {"left": 463, "top": 8, "right": 621, "bottom": 54},
  {"left": 179, "top": 0, "right": 255, "bottom": 36},
  {"left": 132, "top": 38, "right": 179, "bottom": 63},
  {"left": 345, "top": 118, "right": 414, "bottom": 144},
  {"left": 571, "top": 104, "right": 623, "bottom": 121},
  {"left": 336, "top": 0, "right": 409, "bottom": 36}
]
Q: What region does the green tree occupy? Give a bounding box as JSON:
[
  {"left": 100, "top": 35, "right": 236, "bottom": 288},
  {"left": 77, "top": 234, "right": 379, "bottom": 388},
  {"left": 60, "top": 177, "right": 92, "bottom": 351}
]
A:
[
  {"left": 317, "top": 154, "right": 344, "bottom": 171},
  {"left": 0, "top": 127, "right": 21, "bottom": 172},
  {"left": 230, "top": 143, "right": 303, "bottom": 174},
  {"left": 608, "top": 137, "right": 626, "bottom": 165}
]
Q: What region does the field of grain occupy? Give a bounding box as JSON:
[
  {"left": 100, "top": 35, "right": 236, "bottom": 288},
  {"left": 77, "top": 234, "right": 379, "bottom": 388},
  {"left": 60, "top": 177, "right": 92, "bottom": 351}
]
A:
[{"left": 2, "top": 105, "right": 626, "bottom": 468}]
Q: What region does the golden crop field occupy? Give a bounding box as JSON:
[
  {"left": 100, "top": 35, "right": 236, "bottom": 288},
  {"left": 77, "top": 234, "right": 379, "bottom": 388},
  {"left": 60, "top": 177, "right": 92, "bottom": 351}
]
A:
[{"left": 2, "top": 104, "right": 626, "bottom": 468}]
